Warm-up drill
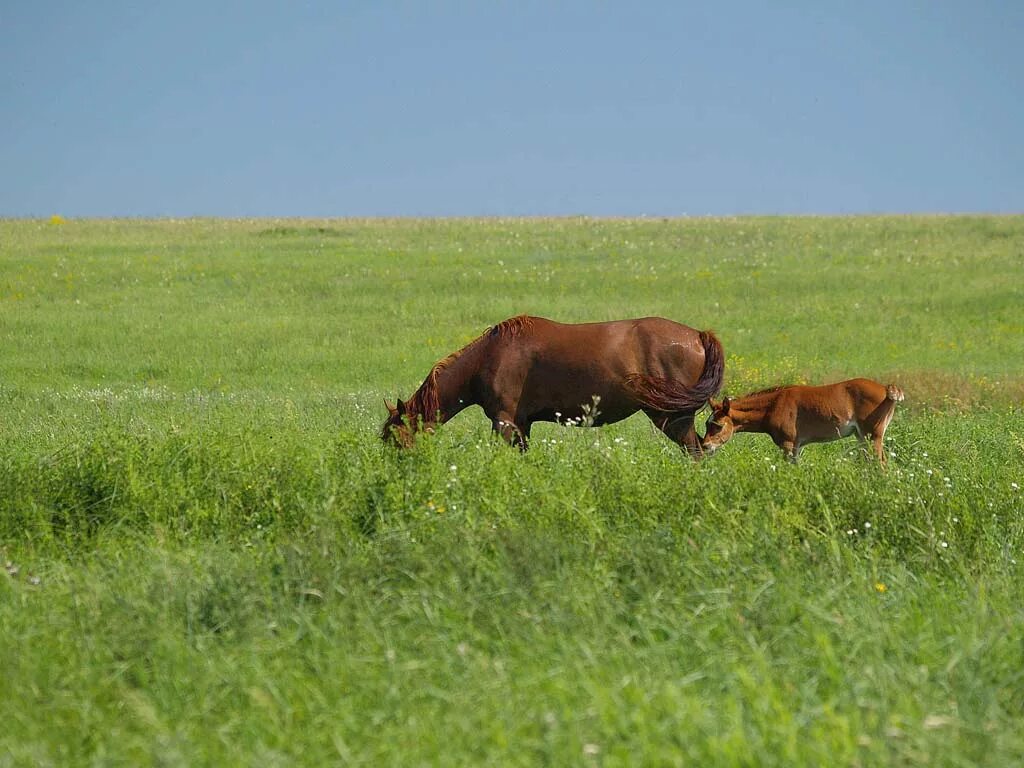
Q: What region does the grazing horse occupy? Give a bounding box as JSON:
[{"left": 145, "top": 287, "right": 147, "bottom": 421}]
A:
[
  {"left": 382, "top": 315, "right": 724, "bottom": 455},
  {"left": 701, "top": 378, "right": 905, "bottom": 465}
]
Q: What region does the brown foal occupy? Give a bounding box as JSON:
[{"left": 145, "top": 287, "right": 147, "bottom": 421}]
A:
[{"left": 701, "top": 378, "right": 904, "bottom": 465}]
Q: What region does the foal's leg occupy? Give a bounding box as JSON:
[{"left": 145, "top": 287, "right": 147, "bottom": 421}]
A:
[
  {"left": 872, "top": 434, "right": 888, "bottom": 466},
  {"left": 862, "top": 401, "right": 896, "bottom": 467},
  {"left": 646, "top": 411, "right": 703, "bottom": 459},
  {"left": 868, "top": 420, "right": 891, "bottom": 467},
  {"left": 772, "top": 433, "right": 799, "bottom": 464},
  {"left": 853, "top": 431, "right": 873, "bottom": 462}
]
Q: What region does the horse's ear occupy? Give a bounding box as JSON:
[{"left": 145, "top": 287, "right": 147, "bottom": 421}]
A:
[
  {"left": 384, "top": 398, "right": 397, "bottom": 415},
  {"left": 722, "top": 397, "right": 731, "bottom": 414},
  {"left": 396, "top": 398, "right": 407, "bottom": 415}
]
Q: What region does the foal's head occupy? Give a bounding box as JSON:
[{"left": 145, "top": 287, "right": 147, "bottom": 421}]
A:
[{"left": 701, "top": 398, "right": 736, "bottom": 455}]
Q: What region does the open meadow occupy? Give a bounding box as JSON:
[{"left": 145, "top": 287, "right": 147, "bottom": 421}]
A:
[{"left": 1, "top": 216, "right": 1023, "bottom": 766}]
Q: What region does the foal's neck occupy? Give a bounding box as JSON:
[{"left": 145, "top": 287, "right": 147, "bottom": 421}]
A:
[{"left": 730, "top": 392, "right": 779, "bottom": 431}]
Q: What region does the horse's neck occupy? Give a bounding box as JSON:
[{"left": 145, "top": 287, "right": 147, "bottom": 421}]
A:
[{"left": 425, "top": 345, "right": 481, "bottom": 422}]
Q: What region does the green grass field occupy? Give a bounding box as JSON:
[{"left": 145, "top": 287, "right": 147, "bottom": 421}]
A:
[{"left": 2, "top": 216, "right": 1023, "bottom": 766}]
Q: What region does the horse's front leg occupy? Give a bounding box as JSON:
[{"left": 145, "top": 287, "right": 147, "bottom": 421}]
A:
[{"left": 492, "top": 412, "right": 530, "bottom": 451}]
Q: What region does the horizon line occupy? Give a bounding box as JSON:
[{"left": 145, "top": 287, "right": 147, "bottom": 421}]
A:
[{"left": 3, "top": 211, "right": 1022, "bottom": 223}]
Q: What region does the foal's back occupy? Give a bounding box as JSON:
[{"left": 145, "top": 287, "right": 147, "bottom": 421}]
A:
[{"left": 783, "top": 378, "right": 896, "bottom": 420}]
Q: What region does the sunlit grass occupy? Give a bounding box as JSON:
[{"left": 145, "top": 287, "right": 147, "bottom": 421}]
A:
[{"left": 1, "top": 216, "right": 1023, "bottom": 765}]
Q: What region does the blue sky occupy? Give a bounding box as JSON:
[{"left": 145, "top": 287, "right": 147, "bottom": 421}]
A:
[{"left": 2, "top": 2, "right": 1022, "bottom": 217}]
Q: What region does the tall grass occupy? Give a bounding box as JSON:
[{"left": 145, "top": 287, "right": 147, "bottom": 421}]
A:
[{"left": 2, "top": 217, "right": 1023, "bottom": 765}]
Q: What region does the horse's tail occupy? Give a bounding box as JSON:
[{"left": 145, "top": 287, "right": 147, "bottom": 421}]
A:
[
  {"left": 625, "top": 330, "right": 725, "bottom": 415},
  {"left": 885, "top": 384, "right": 905, "bottom": 402}
]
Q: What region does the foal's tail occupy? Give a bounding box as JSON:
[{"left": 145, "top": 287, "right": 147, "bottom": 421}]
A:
[
  {"left": 625, "top": 330, "right": 725, "bottom": 415},
  {"left": 886, "top": 384, "right": 905, "bottom": 402}
]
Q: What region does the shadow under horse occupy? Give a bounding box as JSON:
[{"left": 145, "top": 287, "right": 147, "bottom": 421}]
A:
[{"left": 382, "top": 315, "right": 724, "bottom": 456}]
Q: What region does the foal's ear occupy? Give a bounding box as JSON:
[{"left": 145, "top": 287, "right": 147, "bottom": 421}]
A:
[
  {"left": 384, "top": 398, "right": 397, "bottom": 415},
  {"left": 396, "top": 398, "right": 407, "bottom": 415},
  {"left": 722, "top": 397, "right": 731, "bottom": 414}
]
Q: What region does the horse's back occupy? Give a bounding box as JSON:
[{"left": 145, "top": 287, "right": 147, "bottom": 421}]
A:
[
  {"left": 517, "top": 316, "right": 698, "bottom": 340},
  {"left": 514, "top": 316, "right": 706, "bottom": 378}
]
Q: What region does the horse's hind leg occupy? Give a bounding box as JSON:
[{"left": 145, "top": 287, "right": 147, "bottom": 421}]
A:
[{"left": 646, "top": 411, "right": 702, "bottom": 459}]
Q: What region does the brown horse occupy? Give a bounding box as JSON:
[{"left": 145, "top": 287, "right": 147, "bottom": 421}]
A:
[
  {"left": 382, "top": 315, "right": 724, "bottom": 455},
  {"left": 701, "top": 378, "right": 904, "bottom": 465}
]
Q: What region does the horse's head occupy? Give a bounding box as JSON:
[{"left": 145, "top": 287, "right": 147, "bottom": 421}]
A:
[
  {"left": 381, "top": 398, "right": 438, "bottom": 447},
  {"left": 701, "top": 397, "right": 735, "bottom": 455},
  {"left": 381, "top": 398, "right": 416, "bottom": 447}
]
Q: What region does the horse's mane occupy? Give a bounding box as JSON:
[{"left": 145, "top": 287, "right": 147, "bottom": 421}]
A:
[
  {"left": 400, "top": 315, "right": 533, "bottom": 420},
  {"left": 489, "top": 314, "right": 533, "bottom": 339}
]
